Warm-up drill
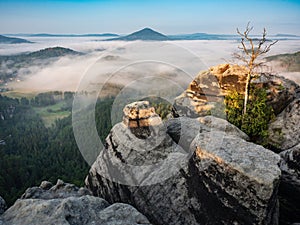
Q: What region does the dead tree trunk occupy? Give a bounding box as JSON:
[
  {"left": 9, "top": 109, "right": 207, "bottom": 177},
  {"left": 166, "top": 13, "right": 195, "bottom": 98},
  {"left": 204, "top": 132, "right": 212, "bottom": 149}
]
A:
[{"left": 235, "top": 22, "right": 277, "bottom": 116}]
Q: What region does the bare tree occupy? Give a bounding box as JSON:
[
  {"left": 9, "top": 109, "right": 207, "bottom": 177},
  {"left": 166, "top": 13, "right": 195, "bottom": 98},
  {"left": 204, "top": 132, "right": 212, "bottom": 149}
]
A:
[{"left": 234, "top": 22, "right": 278, "bottom": 115}]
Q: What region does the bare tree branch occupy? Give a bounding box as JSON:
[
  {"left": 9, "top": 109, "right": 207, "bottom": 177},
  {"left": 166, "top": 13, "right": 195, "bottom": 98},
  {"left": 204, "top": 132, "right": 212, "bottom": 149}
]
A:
[{"left": 233, "top": 22, "right": 278, "bottom": 115}]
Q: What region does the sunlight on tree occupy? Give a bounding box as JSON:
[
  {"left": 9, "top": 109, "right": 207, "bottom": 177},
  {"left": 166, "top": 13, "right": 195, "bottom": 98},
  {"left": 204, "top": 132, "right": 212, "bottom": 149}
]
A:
[{"left": 234, "top": 22, "right": 278, "bottom": 115}]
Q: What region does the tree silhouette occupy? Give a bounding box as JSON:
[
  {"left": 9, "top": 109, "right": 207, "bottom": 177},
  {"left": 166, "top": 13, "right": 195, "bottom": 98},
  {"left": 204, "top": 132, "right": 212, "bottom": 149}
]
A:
[{"left": 234, "top": 22, "right": 278, "bottom": 115}]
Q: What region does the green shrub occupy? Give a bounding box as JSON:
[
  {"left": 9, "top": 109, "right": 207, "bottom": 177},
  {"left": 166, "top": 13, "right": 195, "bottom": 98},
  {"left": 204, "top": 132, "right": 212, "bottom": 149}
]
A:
[{"left": 225, "top": 86, "right": 275, "bottom": 145}]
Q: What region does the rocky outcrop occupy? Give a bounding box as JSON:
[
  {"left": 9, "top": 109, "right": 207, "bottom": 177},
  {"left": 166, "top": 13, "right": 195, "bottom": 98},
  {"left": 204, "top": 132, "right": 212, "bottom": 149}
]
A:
[
  {"left": 85, "top": 102, "right": 281, "bottom": 225},
  {"left": 123, "top": 101, "right": 162, "bottom": 138},
  {"left": 278, "top": 144, "right": 300, "bottom": 224},
  {"left": 0, "top": 196, "right": 6, "bottom": 215},
  {"left": 21, "top": 179, "right": 92, "bottom": 200},
  {"left": 268, "top": 99, "right": 300, "bottom": 151},
  {"left": 1, "top": 196, "right": 151, "bottom": 225},
  {"left": 166, "top": 116, "right": 249, "bottom": 151},
  {"left": 173, "top": 64, "right": 300, "bottom": 118},
  {"left": 0, "top": 180, "right": 151, "bottom": 225},
  {"left": 252, "top": 73, "right": 300, "bottom": 115},
  {"left": 123, "top": 101, "right": 161, "bottom": 128}
]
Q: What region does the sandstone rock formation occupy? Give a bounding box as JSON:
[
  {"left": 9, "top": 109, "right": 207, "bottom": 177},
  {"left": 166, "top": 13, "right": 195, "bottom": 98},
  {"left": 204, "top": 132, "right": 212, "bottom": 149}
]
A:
[
  {"left": 268, "top": 99, "right": 300, "bottom": 151},
  {"left": 21, "top": 179, "right": 91, "bottom": 200},
  {"left": 86, "top": 102, "right": 281, "bottom": 225},
  {"left": 123, "top": 101, "right": 161, "bottom": 128},
  {"left": 123, "top": 101, "right": 162, "bottom": 138},
  {"left": 252, "top": 73, "right": 300, "bottom": 115},
  {"left": 173, "top": 64, "right": 300, "bottom": 118},
  {"left": 166, "top": 116, "right": 249, "bottom": 151},
  {"left": 278, "top": 144, "right": 300, "bottom": 225},
  {"left": 0, "top": 180, "right": 151, "bottom": 225}
]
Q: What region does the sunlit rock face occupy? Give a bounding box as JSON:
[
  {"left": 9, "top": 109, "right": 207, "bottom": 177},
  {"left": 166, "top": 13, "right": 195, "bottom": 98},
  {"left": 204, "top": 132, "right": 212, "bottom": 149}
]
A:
[
  {"left": 173, "top": 64, "right": 248, "bottom": 118},
  {"left": 173, "top": 64, "right": 300, "bottom": 118},
  {"left": 86, "top": 102, "right": 281, "bottom": 225},
  {"left": 123, "top": 101, "right": 162, "bottom": 128},
  {"left": 123, "top": 101, "right": 162, "bottom": 139}
]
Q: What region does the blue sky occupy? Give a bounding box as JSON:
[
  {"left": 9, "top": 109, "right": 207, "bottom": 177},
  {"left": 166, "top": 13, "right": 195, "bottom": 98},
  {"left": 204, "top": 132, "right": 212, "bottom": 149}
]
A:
[{"left": 0, "top": 0, "right": 300, "bottom": 34}]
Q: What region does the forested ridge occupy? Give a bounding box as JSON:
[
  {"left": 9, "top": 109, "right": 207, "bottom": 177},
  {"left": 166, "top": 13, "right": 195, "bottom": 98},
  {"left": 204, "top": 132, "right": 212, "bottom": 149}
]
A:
[
  {"left": 0, "top": 92, "right": 172, "bottom": 206},
  {"left": 0, "top": 94, "right": 114, "bottom": 206}
]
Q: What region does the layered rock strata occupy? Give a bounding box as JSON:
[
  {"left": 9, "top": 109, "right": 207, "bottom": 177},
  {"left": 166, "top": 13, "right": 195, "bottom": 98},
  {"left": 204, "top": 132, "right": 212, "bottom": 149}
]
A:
[
  {"left": 173, "top": 64, "right": 300, "bottom": 118},
  {"left": 86, "top": 102, "right": 281, "bottom": 225}
]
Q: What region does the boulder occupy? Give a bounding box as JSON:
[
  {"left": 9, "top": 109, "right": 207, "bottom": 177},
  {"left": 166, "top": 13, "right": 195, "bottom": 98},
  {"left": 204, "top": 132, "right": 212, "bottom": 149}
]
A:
[
  {"left": 123, "top": 101, "right": 162, "bottom": 138},
  {"left": 21, "top": 179, "right": 92, "bottom": 200},
  {"left": 0, "top": 196, "right": 6, "bottom": 215},
  {"left": 85, "top": 102, "right": 281, "bottom": 225},
  {"left": 268, "top": 99, "right": 300, "bottom": 151},
  {"left": 123, "top": 101, "right": 161, "bottom": 128},
  {"left": 0, "top": 180, "right": 151, "bottom": 225},
  {"left": 252, "top": 73, "right": 300, "bottom": 115},
  {"left": 189, "top": 131, "right": 281, "bottom": 225},
  {"left": 1, "top": 196, "right": 151, "bottom": 225},
  {"left": 166, "top": 116, "right": 249, "bottom": 151},
  {"left": 173, "top": 64, "right": 300, "bottom": 118},
  {"left": 278, "top": 144, "right": 300, "bottom": 225}
]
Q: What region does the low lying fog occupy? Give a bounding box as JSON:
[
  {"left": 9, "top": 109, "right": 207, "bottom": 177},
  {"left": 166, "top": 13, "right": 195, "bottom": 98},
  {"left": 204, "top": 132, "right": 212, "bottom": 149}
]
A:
[{"left": 1, "top": 37, "right": 300, "bottom": 93}]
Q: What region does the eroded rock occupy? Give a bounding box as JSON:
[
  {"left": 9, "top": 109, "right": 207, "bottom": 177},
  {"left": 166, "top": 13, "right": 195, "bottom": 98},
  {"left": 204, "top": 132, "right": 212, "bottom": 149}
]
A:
[
  {"left": 123, "top": 101, "right": 162, "bottom": 139},
  {"left": 278, "top": 144, "right": 300, "bottom": 224},
  {"left": 166, "top": 116, "right": 249, "bottom": 151},
  {"left": 1, "top": 196, "right": 151, "bottom": 225},
  {"left": 86, "top": 103, "right": 281, "bottom": 225},
  {"left": 268, "top": 99, "right": 300, "bottom": 151},
  {"left": 173, "top": 64, "right": 300, "bottom": 117},
  {"left": 189, "top": 131, "right": 281, "bottom": 225},
  {"left": 252, "top": 73, "right": 300, "bottom": 115},
  {"left": 1, "top": 180, "right": 151, "bottom": 225},
  {"left": 21, "top": 179, "right": 91, "bottom": 200}
]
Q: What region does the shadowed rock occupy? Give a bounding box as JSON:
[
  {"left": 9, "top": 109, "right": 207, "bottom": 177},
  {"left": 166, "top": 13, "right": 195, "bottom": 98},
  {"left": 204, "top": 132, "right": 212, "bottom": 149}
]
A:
[
  {"left": 1, "top": 196, "right": 151, "bottom": 225},
  {"left": 166, "top": 116, "right": 249, "bottom": 151},
  {"left": 278, "top": 144, "right": 300, "bottom": 224},
  {"left": 85, "top": 102, "right": 281, "bottom": 225},
  {"left": 268, "top": 99, "right": 300, "bottom": 151},
  {"left": 0, "top": 180, "right": 151, "bottom": 225}
]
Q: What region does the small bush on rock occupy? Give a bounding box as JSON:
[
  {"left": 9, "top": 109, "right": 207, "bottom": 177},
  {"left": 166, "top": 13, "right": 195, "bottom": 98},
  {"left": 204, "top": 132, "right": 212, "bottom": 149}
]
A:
[{"left": 225, "top": 86, "right": 275, "bottom": 145}]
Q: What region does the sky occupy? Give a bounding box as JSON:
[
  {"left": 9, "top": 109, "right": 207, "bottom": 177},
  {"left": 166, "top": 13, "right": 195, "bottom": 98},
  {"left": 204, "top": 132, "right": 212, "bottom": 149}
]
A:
[{"left": 0, "top": 0, "right": 300, "bottom": 35}]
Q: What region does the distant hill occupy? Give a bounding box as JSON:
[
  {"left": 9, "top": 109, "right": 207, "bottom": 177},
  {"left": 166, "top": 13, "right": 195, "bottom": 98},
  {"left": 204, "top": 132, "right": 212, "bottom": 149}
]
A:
[
  {"left": 107, "top": 28, "right": 170, "bottom": 41},
  {"left": 28, "top": 33, "right": 119, "bottom": 37},
  {"left": 0, "top": 35, "right": 31, "bottom": 44},
  {"left": 6, "top": 33, "right": 119, "bottom": 38},
  {"left": 0, "top": 47, "right": 81, "bottom": 61},
  {"left": 265, "top": 51, "right": 300, "bottom": 72},
  {"left": 26, "top": 47, "right": 81, "bottom": 58},
  {"left": 275, "top": 34, "right": 299, "bottom": 37},
  {"left": 0, "top": 47, "right": 82, "bottom": 82},
  {"left": 169, "top": 33, "right": 238, "bottom": 40}
]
